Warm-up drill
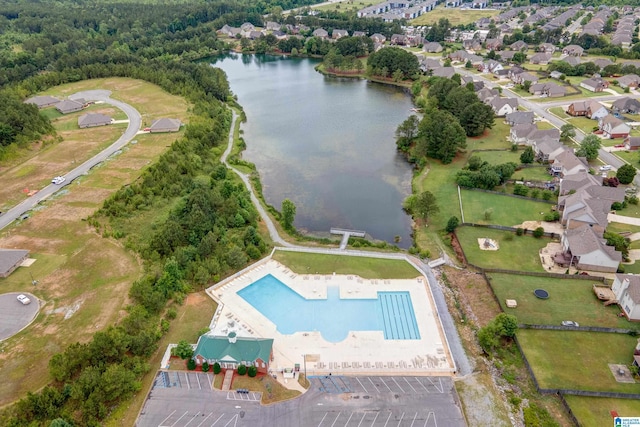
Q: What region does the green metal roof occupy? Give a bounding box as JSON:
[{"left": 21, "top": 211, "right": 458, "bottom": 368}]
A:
[{"left": 193, "top": 335, "right": 273, "bottom": 364}]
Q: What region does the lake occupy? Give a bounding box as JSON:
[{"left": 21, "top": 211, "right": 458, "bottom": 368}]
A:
[{"left": 212, "top": 54, "right": 414, "bottom": 247}]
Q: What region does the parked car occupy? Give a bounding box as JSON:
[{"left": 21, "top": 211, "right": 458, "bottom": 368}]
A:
[
  {"left": 51, "top": 176, "right": 66, "bottom": 185},
  {"left": 561, "top": 320, "right": 579, "bottom": 327},
  {"left": 17, "top": 294, "right": 31, "bottom": 305},
  {"left": 143, "top": 127, "right": 151, "bottom": 132},
  {"left": 599, "top": 165, "right": 612, "bottom": 171}
]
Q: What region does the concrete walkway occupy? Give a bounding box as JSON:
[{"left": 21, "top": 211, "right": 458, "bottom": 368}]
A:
[
  {"left": 608, "top": 213, "right": 640, "bottom": 226},
  {"left": 221, "top": 369, "right": 234, "bottom": 391}
]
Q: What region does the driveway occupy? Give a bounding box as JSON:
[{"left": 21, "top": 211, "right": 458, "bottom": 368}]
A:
[
  {"left": 0, "top": 90, "right": 141, "bottom": 230},
  {"left": 0, "top": 292, "right": 40, "bottom": 341}
]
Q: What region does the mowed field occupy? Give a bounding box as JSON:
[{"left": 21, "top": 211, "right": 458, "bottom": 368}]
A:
[
  {"left": 411, "top": 6, "right": 499, "bottom": 27},
  {"left": 0, "top": 77, "right": 190, "bottom": 407}
]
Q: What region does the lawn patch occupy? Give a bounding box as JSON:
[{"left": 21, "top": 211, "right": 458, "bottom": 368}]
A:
[
  {"left": 564, "top": 395, "right": 640, "bottom": 426},
  {"left": 517, "top": 329, "right": 640, "bottom": 393},
  {"left": 460, "top": 190, "right": 554, "bottom": 226},
  {"left": 271, "top": 250, "right": 419, "bottom": 279},
  {"left": 488, "top": 273, "right": 630, "bottom": 328}
]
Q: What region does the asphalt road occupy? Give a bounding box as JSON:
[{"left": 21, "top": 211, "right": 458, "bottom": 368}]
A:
[{"left": 0, "top": 90, "right": 141, "bottom": 230}]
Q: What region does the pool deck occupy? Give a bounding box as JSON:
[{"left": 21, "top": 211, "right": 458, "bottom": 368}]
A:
[{"left": 205, "top": 259, "right": 456, "bottom": 385}]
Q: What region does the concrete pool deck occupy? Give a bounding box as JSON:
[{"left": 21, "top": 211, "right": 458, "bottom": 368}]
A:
[{"left": 205, "top": 258, "right": 456, "bottom": 382}]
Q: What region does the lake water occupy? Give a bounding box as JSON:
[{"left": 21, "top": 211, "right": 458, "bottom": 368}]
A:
[{"left": 211, "top": 54, "right": 414, "bottom": 247}]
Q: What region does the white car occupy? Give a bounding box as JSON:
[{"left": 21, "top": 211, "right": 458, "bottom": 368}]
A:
[
  {"left": 561, "top": 320, "right": 579, "bottom": 327},
  {"left": 51, "top": 176, "right": 66, "bottom": 185},
  {"left": 17, "top": 294, "right": 31, "bottom": 305},
  {"left": 599, "top": 165, "right": 612, "bottom": 171}
]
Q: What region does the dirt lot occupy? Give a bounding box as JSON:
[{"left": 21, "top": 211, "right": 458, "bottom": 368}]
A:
[{"left": 0, "top": 78, "right": 190, "bottom": 407}]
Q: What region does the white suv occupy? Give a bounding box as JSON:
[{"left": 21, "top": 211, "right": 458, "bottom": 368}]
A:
[
  {"left": 51, "top": 176, "right": 66, "bottom": 185},
  {"left": 599, "top": 165, "right": 612, "bottom": 171}
]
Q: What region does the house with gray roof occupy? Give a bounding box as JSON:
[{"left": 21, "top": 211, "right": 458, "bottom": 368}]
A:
[
  {"left": 612, "top": 97, "right": 640, "bottom": 114},
  {"left": 612, "top": 274, "right": 640, "bottom": 321},
  {"left": 538, "top": 43, "right": 555, "bottom": 53},
  {"left": 78, "top": 113, "right": 112, "bottom": 129},
  {"left": 562, "top": 44, "right": 584, "bottom": 56},
  {"left": 193, "top": 334, "right": 273, "bottom": 373},
  {"left": 510, "top": 40, "right": 528, "bottom": 51},
  {"left": 556, "top": 223, "right": 621, "bottom": 273},
  {"left": 506, "top": 111, "right": 534, "bottom": 126},
  {"left": 599, "top": 115, "right": 631, "bottom": 139},
  {"left": 624, "top": 136, "right": 640, "bottom": 151},
  {"left": 580, "top": 77, "right": 608, "bottom": 92},
  {"left": 0, "top": 249, "right": 29, "bottom": 278},
  {"left": 489, "top": 97, "right": 518, "bottom": 117},
  {"left": 552, "top": 150, "right": 588, "bottom": 177},
  {"left": 332, "top": 29, "right": 348, "bottom": 39},
  {"left": 535, "top": 139, "right": 567, "bottom": 163},
  {"left": 312, "top": 28, "right": 329, "bottom": 39},
  {"left": 431, "top": 67, "right": 457, "bottom": 79},
  {"left": 617, "top": 74, "right": 640, "bottom": 89},
  {"left": 149, "top": 118, "right": 182, "bottom": 133},
  {"left": 423, "top": 42, "right": 443, "bottom": 53},
  {"left": 529, "top": 52, "right": 551, "bottom": 65},
  {"left": 560, "top": 56, "right": 581, "bottom": 67},
  {"left": 25, "top": 96, "right": 60, "bottom": 109},
  {"left": 56, "top": 99, "right": 85, "bottom": 114}
]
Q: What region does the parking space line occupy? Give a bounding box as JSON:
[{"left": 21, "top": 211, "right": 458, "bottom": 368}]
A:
[
  {"left": 424, "top": 412, "right": 437, "bottom": 427},
  {"left": 195, "top": 412, "right": 212, "bottom": 427},
  {"left": 409, "top": 412, "right": 418, "bottom": 427},
  {"left": 223, "top": 414, "right": 238, "bottom": 427},
  {"left": 403, "top": 378, "right": 417, "bottom": 393},
  {"left": 367, "top": 377, "right": 380, "bottom": 393},
  {"left": 183, "top": 412, "right": 200, "bottom": 426},
  {"left": 317, "top": 412, "right": 329, "bottom": 427},
  {"left": 356, "top": 377, "right": 368, "bottom": 393},
  {"left": 330, "top": 412, "right": 341, "bottom": 427},
  {"left": 343, "top": 412, "right": 354, "bottom": 426},
  {"left": 378, "top": 377, "right": 392, "bottom": 392},
  {"left": 391, "top": 378, "right": 405, "bottom": 393},
  {"left": 369, "top": 411, "right": 379, "bottom": 427},
  {"left": 414, "top": 378, "right": 429, "bottom": 392},
  {"left": 210, "top": 413, "right": 224, "bottom": 426},
  {"left": 251, "top": 392, "right": 260, "bottom": 401},
  {"left": 159, "top": 410, "right": 176, "bottom": 426},
  {"left": 196, "top": 373, "right": 201, "bottom": 389},
  {"left": 426, "top": 378, "right": 443, "bottom": 393},
  {"left": 395, "top": 412, "right": 404, "bottom": 427},
  {"left": 171, "top": 411, "right": 189, "bottom": 426},
  {"left": 208, "top": 374, "right": 213, "bottom": 390},
  {"left": 382, "top": 411, "right": 392, "bottom": 427},
  {"left": 185, "top": 373, "right": 190, "bottom": 389},
  {"left": 356, "top": 412, "right": 366, "bottom": 427}
]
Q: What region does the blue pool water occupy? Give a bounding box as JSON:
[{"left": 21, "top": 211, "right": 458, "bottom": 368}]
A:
[{"left": 237, "top": 274, "right": 420, "bottom": 342}]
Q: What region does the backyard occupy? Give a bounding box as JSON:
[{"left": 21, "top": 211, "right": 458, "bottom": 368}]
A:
[
  {"left": 460, "top": 190, "right": 555, "bottom": 226},
  {"left": 517, "top": 329, "right": 640, "bottom": 393},
  {"left": 488, "top": 273, "right": 633, "bottom": 328},
  {"left": 564, "top": 395, "right": 640, "bottom": 427},
  {"left": 455, "top": 226, "right": 549, "bottom": 272}
]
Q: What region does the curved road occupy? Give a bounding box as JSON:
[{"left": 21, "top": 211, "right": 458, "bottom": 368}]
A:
[{"left": 0, "top": 90, "right": 141, "bottom": 230}]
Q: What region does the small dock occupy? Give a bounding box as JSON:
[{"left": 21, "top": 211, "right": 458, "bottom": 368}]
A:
[{"left": 330, "top": 228, "right": 366, "bottom": 250}]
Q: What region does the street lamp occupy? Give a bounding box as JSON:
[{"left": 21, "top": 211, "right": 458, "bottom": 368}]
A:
[{"left": 302, "top": 354, "right": 307, "bottom": 382}]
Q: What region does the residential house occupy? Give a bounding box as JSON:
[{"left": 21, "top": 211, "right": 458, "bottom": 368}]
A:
[
  {"left": 149, "top": 118, "right": 182, "bottom": 133},
  {"left": 510, "top": 40, "right": 528, "bottom": 51},
  {"left": 370, "top": 33, "right": 386, "bottom": 44},
  {"left": 477, "top": 87, "right": 499, "bottom": 103},
  {"left": 560, "top": 56, "right": 581, "bottom": 67},
  {"left": 353, "top": 31, "right": 366, "bottom": 38},
  {"left": 567, "top": 101, "right": 588, "bottom": 116},
  {"left": 592, "top": 58, "right": 613, "bottom": 70},
  {"left": 463, "top": 39, "right": 482, "bottom": 52},
  {"left": 472, "top": 0, "right": 488, "bottom": 8},
  {"left": 489, "top": 97, "right": 518, "bottom": 116},
  {"left": 479, "top": 60, "right": 503, "bottom": 74},
  {"left": 530, "top": 52, "right": 551, "bottom": 65},
  {"left": 550, "top": 71, "right": 564, "bottom": 80},
  {"left": 56, "top": 99, "right": 85, "bottom": 114},
  {"left": 423, "top": 42, "right": 443, "bottom": 53},
  {"left": 498, "top": 51, "right": 516, "bottom": 62},
  {"left": 312, "top": 28, "right": 329, "bottom": 39},
  {"left": 510, "top": 123, "right": 537, "bottom": 144},
  {"left": 552, "top": 150, "right": 588, "bottom": 177},
  {"left": 240, "top": 22, "right": 255, "bottom": 32},
  {"left": 420, "top": 58, "right": 441, "bottom": 72},
  {"left": 506, "top": 111, "right": 534, "bottom": 126},
  {"left": 562, "top": 44, "right": 584, "bottom": 56},
  {"left": 218, "top": 25, "right": 241, "bottom": 37},
  {"left": 599, "top": 115, "right": 631, "bottom": 139},
  {"left": 559, "top": 184, "right": 624, "bottom": 227},
  {"left": 612, "top": 97, "right": 640, "bottom": 114},
  {"left": 617, "top": 74, "right": 640, "bottom": 89},
  {"left": 485, "top": 38, "right": 502, "bottom": 51},
  {"left": 530, "top": 82, "right": 566, "bottom": 98},
  {"left": 535, "top": 139, "right": 567, "bottom": 163},
  {"left": 24, "top": 96, "right": 59, "bottom": 109},
  {"left": 390, "top": 34, "right": 408, "bottom": 45},
  {"left": 612, "top": 274, "right": 640, "bottom": 321},
  {"left": 580, "top": 77, "right": 609, "bottom": 92},
  {"left": 78, "top": 113, "right": 112, "bottom": 129},
  {"left": 556, "top": 224, "right": 621, "bottom": 273},
  {"left": 538, "top": 43, "right": 556, "bottom": 53},
  {"left": 432, "top": 67, "right": 457, "bottom": 79},
  {"left": 332, "top": 29, "right": 348, "bottom": 39},
  {"left": 192, "top": 334, "right": 274, "bottom": 374},
  {"left": 624, "top": 136, "right": 640, "bottom": 150},
  {"left": 265, "top": 21, "right": 281, "bottom": 31},
  {"left": 511, "top": 71, "right": 539, "bottom": 85},
  {"left": 248, "top": 30, "right": 264, "bottom": 40},
  {"left": 0, "top": 249, "right": 29, "bottom": 278},
  {"left": 567, "top": 100, "right": 607, "bottom": 119}
]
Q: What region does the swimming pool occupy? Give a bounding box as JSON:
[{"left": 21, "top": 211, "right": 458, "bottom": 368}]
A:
[{"left": 237, "top": 274, "right": 420, "bottom": 342}]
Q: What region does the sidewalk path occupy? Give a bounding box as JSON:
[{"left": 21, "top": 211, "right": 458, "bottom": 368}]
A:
[{"left": 608, "top": 213, "right": 640, "bottom": 226}]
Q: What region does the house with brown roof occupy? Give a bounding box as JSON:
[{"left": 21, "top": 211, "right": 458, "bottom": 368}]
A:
[
  {"left": 485, "top": 38, "right": 502, "bottom": 51},
  {"left": 612, "top": 274, "right": 640, "bottom": 321},
  {"left": 580, "top": 77, "right": 609, "bottom": 93},
  {"left": 556, "top": 224, "right": 621, "bottom": 273},
  {"left": 599, "top": 115, "right": 631, "bottom": 139},
  {"left": 552, "top": 150, "right": 589, "bottom": 177},
  {"left": 56, "top": 99, "right": 85, "bottom": 114},
  {"left": 612, "top": 97, "right": 640, "bottom": 114},
  {"left": 510, "top": 40, "right": 528, "bottom": 51},
  {"left": 0, "top": 249, "right": 29, "bottom": 278},
  {"left": 78, "top": 113, "right": 112, "bottom": 129},
  {"left": 25, "top": 96, "right": 60, "bottom": 109},
  {"left": 149, "top": 118, "right": 182, "bottom": 133},
  {"left": 560, "top": 56, "right": 581, "bottom": 67},
  {"left": 617, "top": 74, "right": 640, "bottom": 89}
]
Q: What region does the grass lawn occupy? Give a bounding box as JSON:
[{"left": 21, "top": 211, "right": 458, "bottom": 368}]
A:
[
  {"left": 312, "top": 0, "right": 379, "bottom": 13},
  {"left": 565, "top": 395, "right": 640, "bottom": 426},
  {"left": 514, "top": 166, "right": 553, "bottom": 181},
  {"left": 612, "top": 149, "right": 638, "bottom": 166},
  {"left": 271, "top": 250, "right": 419, "bottom": 279},
  {"left": 606, "top": 221, "right": 640, "bottom": 234},
  {"left": 473, "top": 149, "right": 520, "bottom": 165},
  {"left": 455, "top": 226, "right": 549, "bottom": 272},
  {"left": 567, "top": 116, "right": 598, "bottom": 134},
  {"left": 488, "top": 273, "right": 632, "bottom": 328},
  {"left": 548, "top": 107, "right": 569, "bottom": 119},
  {"left": 411, "top": 7, "right": 499, "bottom": 26},
  {"left": 517, "top": 329, "right": 640, "bottom": 393},
  {"left": 460, "top": 190, "right": 554, "bottom": 226}
]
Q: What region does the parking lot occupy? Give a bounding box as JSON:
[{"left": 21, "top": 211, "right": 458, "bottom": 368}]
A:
[
  {"left": 155, "top": 371, "right": 213, "bottom": 391},
  {"left": 137, "top": 374, "right": 465, "bottom": 427},
  {"left": 0, "top": 292, "right": 40, "bottom": 341}
]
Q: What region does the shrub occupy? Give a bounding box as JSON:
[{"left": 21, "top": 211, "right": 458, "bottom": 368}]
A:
[
  {"left": 173, "top": 340, "right": 194, "bottom": 359},
  {"left": 516, "top": 227, "right": 524, "bottom": 236},
  {"left": 213, "top": 362, "right": 221, "bottom": 374},
  {"left": 543, "top": 211, "right": 560, "bottom": 221},
  {"left": 165, "top": 307, "right": 177, "bottom": 320},
  {"left": 532, "top": 227, "right": 544, "bottom": 238},
  {"left": 446, "top": 216, "right": 460, "bottom": 232},
  {"left": 530, "top": 189, "right": 539, "bottom": 199},
  {"left": 628, "top": 195, "right": 639, "bottom": 205},
  {"left": 248, "top": 366, "right": 257, "bottom": 377},
  {"left": 484, "top": 208, "right": 493, "bottom": 220},
  {"left": 187, "top": 359, "right": 196, "bottom": 370},
  {"left": 513, "top": 184, "right": 529, "bottom": 196},
  {"left": 541, "top": 190, "right": 553, "bottom": 201},
  {"left": 202, "top": 362, "right": 210, "bottom": 372},
  {"left": 237, "top": 364, "right": 247, "bottom": 375}
]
